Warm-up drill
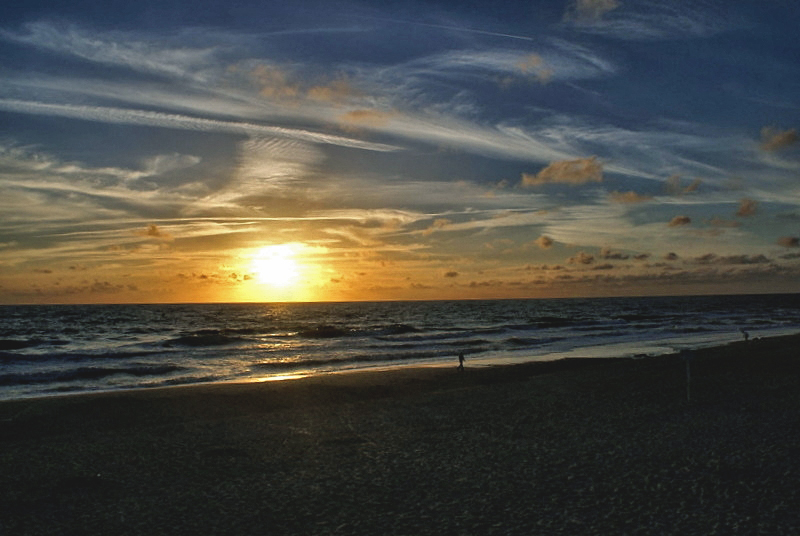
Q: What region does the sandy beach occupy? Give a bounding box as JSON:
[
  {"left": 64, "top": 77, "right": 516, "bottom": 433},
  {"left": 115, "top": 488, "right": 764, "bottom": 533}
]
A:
[{"left": 3, "top": 334, "right": 800, "bottom": 535}]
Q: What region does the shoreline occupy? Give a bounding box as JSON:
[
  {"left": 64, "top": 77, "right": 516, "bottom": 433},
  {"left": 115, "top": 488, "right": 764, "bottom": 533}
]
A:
[
  {"left": 3, "top": 333, "right": 800, "bottom": 534},
  {"left": 2, "top": 326, "right": 789, "bottom": 404}
]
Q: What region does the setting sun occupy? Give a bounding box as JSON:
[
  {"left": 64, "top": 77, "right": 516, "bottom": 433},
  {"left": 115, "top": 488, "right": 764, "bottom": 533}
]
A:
[{"left": 250, "top": 244, "right": 301, "bottom": 287}]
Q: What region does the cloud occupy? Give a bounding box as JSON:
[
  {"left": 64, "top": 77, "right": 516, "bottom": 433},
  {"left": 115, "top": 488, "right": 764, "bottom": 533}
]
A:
[
  {"left": 599, "top": 247, "right": 628, "bottom": 260},
  {"left": 135, "top": 224, "right": 173, "bottom": 241},
  {"left": 664, "top": 252, "right": 680, "bottom": 261},
  {"left": 562, "top": 1, "right": 729, "bottom": 40},
  {"left": 422, "top": 218, "right": 451, "bottom": 236},
  {"left": 535, "top": 235, "right": 554, "bottom": 249},
  {"left": 521, "top": 156, "right": 603, "bottom": 186},
  {"left": 444, "top": 271, "right": 459, "bottom": 278},
  {"left": 668, "top": 215, "right": 691, "bottom": 227},
  {"left": 338, "top": 109, "right": 394, "bottom": 129},
  {"left": 760, "top": 127, "right": 798, "bottom": 152},
  {"left": 515, "top": 54, "right": 553, "bottom": 84},
  {"left": 664, "top": 175, "right": 701, "bottom": 195},
  {"left": 0, "top": 99, "right": 400, "bottom": 153},
  {"left": 736, "top": 198, "right": 758, "bottom": 217},
  {"left": 1, "top": 21, "right": 217, "bottom": 79},
  {"left": 778, "top": 236, "right": 800, "bottom": 248},
  {"left": 608, "top": 190, "right": 652, "bottom": 203},
  {"left": 250, "top": 65, "right": 301, "bottom": 99},
  {"left": 693, "top": 254, "right": 770, "bottom": 265},
  {"left": 567, "top": 251, "right": 595, "bottom": 265},
  {"left": 142, "top": 153, "right": 201, "bottom": 176},
  {"left": 564, "top": 0, "right": 621, "bottom": 23},
  {"left": 707, "top": 217, "right": 740, "bottom": 228},
  {"left": 308, "top": 76, "right": 359, "bottom": 103}
]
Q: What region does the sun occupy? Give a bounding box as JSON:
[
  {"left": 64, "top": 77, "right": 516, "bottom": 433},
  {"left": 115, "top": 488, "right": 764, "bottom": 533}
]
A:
[{"left": 250, "top": 244, "right": 301, "bottom": 288}]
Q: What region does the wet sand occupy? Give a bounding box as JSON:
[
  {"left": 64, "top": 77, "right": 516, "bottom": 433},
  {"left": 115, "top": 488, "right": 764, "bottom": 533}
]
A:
[{"left": 2, "top": 334, "right": 800, "bottom": 535}]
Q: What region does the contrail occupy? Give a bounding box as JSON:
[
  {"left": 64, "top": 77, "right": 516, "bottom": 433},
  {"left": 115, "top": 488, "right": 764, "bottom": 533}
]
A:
[{"left": 0, "top": 99, "right": 401, "bottom": 153}]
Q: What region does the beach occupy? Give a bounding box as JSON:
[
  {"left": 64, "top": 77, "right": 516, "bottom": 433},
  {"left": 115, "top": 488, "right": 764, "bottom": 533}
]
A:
[{"left": 2, "top": 334, "right": 800, "bottom": 535}]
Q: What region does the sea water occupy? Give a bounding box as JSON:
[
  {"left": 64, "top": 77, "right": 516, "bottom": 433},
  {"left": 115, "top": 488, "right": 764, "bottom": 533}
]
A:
[{"left": 2, "top": 294, "right": 800, "bottom": 400}]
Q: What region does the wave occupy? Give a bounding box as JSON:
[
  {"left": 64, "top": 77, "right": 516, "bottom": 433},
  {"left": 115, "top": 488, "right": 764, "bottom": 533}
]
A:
[
  {"left": 163, "top": 329, "right": 251, "bottom": 347},
  {"left": 0, "top": 364, "right": 185, "bottom": 386},
  {"left": 506, "top": 336, "right": 566, "bottom": 347},
  {"left": 0, "top": 338, "right": 70, "bottom": 351},
  {"left": 0, "top": 348, "right": 174, "bottom": 364},
  {"left": 297, "top": 324, "right": 351, "bottom": 338}
]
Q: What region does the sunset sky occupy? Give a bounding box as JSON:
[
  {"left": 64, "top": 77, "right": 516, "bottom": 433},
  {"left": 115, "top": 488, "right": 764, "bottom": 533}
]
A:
[{"left": 1, "top": 0, "right": 799, "bottom": 303}]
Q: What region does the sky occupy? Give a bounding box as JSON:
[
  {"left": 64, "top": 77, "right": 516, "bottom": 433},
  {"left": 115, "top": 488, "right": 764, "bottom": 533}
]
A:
[{"left": 1, "top": 0, "right": 799, "bottom": 304}]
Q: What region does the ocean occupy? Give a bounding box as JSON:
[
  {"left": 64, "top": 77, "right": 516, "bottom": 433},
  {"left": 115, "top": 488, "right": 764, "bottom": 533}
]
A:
[{"left": 2, "top": 294, "right": 800, "bottom": 400}]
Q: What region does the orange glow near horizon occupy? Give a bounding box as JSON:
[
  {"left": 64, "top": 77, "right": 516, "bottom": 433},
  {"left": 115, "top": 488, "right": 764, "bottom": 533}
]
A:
[
  {"left": 238, "top": 243, "right": 323, "bottom": 302},
  {"left": 251, "top": 244, "right": 301, "bottom": 288}
]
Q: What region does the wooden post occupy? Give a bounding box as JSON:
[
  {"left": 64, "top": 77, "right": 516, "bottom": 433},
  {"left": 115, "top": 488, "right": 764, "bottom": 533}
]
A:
[{"left": 685, "top": 355, "right": 691, "bottom": 404}]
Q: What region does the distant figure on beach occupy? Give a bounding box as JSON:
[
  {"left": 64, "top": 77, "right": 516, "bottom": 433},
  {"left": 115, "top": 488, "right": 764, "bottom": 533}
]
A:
[
  {"left": 458, "top": 352, "right": 465, "bottom": 371},
  {"left": 740, "top": 328, "right": 750, "bottom": 341}
]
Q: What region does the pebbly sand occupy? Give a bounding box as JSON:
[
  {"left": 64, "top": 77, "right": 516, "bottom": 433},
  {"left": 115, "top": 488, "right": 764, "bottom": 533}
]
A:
[{"left": 2, "top": 334, "right": 800, "bottom": 535}]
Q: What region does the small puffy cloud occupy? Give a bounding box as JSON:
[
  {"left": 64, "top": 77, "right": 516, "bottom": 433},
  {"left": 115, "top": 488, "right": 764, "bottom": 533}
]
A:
[
  {"left": 736, "top": 198, "right": 758, "bottom": 217},
  {"left": 683, "top": 179, "right": 702, "bottom": 193},
  {"left": 338, "top": 109, "right": 394, "bottom": 129},
  {"left": 567, "top": 251, "right": 595, "bottom": 265},
  {"left": 760, "top": 126, "right": 798, "bottom": 152},
  {"left": 664, "top": 252, "right": 680, "bottom": 261},
  {"left": 422, "top": 218, "right": 451, "bottom": 236},
  {"left": 694, "top": 254, "right": 770, "bottom": 265},
  {"left": 515, "top": 54, "right": 554, "bottom": 84},
  {"left": 565, "top": 0, "right": 621, "bottom": 22},
  {"left": 135, "top": 224, "right": 173, "bottom": 241},
  {"left": 535, "top": 235, "right": 554, "bottom": 249},
  {"left": 516, "top": 54, "right": 543, "bottom": 72},
  {"left": 143, "top": 153, "right": 201, "bottom": 176},
  {"left": 668, "top": 215, "right": 691, "bottom": 227},
  {"left": 664, "top": 175, "right": 702, "bottom": 195},
  {"left": 600, "top": 247, "right": 629, "bottom": 260},
  {"left": 778, "top": 236, "right": 800, "bottom": 248},
  {"left": 633, "top": 253, "right": 650, "bottom": 261},
  {"left": 522, "top": 156, "right": 603, "bottom": 186},
  {"left": 608, "top": 190, "right": 652, "bottom": 203},
  {"left": 250, "top": 64, "right": 300, "bottom": 99},
  {"left": 444, "top": 271, "right": 459, "bottom": 278},
  {"left": 308, "top": 76, "right": 358, "bottom": 103},
  {"left": 708, "top": 217, "right": 740, "bottom": 228}
]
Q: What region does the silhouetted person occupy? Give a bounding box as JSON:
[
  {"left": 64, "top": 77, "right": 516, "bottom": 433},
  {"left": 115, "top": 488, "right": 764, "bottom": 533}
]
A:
[
  {"left": 740, "top": 328, "right": 750, "bottom": 341},
  {"left": 458, "top": 352, "right": 465, "bottom": 371}
]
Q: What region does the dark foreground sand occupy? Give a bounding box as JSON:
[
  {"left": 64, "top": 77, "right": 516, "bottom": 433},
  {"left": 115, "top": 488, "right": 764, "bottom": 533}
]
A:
[{"left": 3, "top": 335, "right": 800, "bottom": 535}]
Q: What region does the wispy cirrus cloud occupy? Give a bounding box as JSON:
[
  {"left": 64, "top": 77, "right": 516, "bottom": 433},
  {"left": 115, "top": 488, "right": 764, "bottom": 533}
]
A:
[
  {"left": 562, "top": 0, "right": 732, "bottom": 40},
  {"left": 0, "top": 22, "right": 224, "bottom": 79}
]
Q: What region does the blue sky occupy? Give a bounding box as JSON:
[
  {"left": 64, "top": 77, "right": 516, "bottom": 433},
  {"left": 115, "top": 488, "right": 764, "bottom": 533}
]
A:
[{"left": 1, "top": 0, "right": 799, "bottom": 303}]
